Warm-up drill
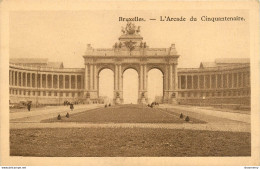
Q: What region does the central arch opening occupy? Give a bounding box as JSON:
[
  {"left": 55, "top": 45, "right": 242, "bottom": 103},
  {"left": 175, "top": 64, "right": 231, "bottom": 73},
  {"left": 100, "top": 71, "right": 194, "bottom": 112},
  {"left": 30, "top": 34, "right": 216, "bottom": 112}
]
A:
[
  {"left": 98, "top": 69, "right": 114, "bottom": 104},
  {"left": 148, "top": 68, "right": 163, "bottom": 103},
  {"left": 123, "top": 68, "right": 138, "bottom": 104}
]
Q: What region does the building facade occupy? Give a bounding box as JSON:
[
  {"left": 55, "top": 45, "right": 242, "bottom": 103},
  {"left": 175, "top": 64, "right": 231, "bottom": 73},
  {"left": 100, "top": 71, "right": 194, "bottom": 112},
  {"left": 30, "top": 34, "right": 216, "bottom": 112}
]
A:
[
  {"left": 9, "top": 22, "right": 250, "bottom": 107},
  {"left": 9, "top": 59, "right": 85, "bottom": 105},
  {"left": 177, "top": 59, "right": 250, "bottom": 107}
]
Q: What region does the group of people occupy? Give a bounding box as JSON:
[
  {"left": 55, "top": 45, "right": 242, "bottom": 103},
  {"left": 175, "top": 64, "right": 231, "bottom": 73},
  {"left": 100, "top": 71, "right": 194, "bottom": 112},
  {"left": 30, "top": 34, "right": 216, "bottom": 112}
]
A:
[
  {"left": 147, "top": 102, "right": 159, "bottom": 108},
  {"left": 64, "top": 101, "right": 79, "bottom": 106},
  {"left": 63, "top": 101, "right": 74, "bottom": 111}
]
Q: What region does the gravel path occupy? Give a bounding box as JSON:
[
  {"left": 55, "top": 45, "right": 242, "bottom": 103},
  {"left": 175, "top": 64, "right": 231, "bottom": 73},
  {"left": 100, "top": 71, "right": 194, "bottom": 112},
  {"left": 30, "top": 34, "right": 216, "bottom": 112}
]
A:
[
  {"left": 10, "top": 104, "right": 103, "bottom": 122},
  {"left": 9, "top": 104, "right": 250, "bottom": 132},
  {"left": 10, "top": 121, "right": 250, "bottom": 132},
  {"left": 159, "top": 104, "right": 250, "bottom": 124}
]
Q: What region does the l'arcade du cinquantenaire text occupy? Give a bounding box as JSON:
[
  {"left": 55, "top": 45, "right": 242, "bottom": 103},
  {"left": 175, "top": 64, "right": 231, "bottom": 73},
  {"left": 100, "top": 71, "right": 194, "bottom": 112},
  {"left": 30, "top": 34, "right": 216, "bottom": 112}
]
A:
[{"left": 118, "top": 16, "right": 246, "bottom": 22}]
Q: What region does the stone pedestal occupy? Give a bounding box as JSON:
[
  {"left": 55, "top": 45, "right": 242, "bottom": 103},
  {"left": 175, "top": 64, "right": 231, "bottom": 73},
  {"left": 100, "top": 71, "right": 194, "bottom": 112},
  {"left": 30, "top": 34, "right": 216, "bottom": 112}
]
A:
[
  {"left": 115, "top": 97, "right": 121, "bottom": 104},
  {"left": 84, "top": 90, "right": 98, "bottom": 104},
  {"left": 171, "top": 98, "right": 178, "bottom": 105},
  {"left": 141, "top": 97, "right": 147, "bottom": 104},
  {"left": 86, "top": 98, "right": 91, "bottom": 104}
]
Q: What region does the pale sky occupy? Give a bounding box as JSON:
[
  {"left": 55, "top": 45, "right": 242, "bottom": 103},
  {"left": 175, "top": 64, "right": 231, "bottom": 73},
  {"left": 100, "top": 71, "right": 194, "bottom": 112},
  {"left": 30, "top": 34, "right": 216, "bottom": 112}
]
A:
[{"left": 9, "top": 10, "right": 249, "bottom": 102}]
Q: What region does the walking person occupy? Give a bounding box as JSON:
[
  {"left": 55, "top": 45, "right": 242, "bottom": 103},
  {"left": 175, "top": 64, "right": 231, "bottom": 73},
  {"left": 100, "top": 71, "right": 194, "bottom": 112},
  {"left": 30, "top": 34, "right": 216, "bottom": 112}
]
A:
[
  {"left": 27, "top": 103, "right": 31, "bottom": 111},
  {"left": 70, "top": 103, "right": 74, "bottom": 111}
]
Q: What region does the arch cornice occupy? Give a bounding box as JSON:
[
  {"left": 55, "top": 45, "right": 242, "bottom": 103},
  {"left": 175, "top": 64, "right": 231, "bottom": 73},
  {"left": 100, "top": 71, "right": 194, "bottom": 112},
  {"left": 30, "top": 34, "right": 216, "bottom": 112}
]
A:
[
  {"left": 96, "top": 64, "right": 115, "bottom": 74},
  {"left": 122, "top": 64, "right": 140, "bottom": 74}
]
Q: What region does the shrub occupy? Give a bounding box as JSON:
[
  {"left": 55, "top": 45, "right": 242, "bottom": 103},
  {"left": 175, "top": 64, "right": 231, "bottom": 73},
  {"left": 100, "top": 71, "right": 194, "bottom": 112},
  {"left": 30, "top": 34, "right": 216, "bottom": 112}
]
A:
[
  {"left": 180, "top": 113, "right": 183, "bottom": 119},
  {"left": 109, "top": 103, "right": 111, "bottom": 107},
  {"left": 66, "top": 112, "right": 70, "bottom": 118},
  {"left": 185, "top": 116, "right": 190, "bottom": 122},
  {"left": 57, "top": 114, "right": 61, "bottom": 120},
  {"left": 105, "top": 104, "right": 107, "bottom": 108}
]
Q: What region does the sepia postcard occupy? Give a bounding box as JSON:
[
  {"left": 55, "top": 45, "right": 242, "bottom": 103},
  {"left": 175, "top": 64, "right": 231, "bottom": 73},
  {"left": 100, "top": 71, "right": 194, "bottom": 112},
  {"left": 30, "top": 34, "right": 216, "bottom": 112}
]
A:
[{"left": 0, "top": 0, "right": 259, "bottom": 166}]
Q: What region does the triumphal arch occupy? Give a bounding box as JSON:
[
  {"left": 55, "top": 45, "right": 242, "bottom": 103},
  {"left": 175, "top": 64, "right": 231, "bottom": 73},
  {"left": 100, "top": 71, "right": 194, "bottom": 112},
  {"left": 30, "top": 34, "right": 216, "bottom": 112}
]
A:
[{"left": 83, "top": 22, "right": 179, "bottom": 104}]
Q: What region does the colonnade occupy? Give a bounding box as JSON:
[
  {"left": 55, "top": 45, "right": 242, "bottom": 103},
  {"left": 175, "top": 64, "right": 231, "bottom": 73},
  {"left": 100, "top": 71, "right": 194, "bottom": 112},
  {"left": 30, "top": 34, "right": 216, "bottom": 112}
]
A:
[
  {"left": 9, "top": 70, "right": 84, "bottom": 89},
  {"left": 9, "top": 66, "right": 84, "bottom": 104},
  {"left": 178, "top": 71, "right": 250, "bottom": 90},
  {"left": 177, "top": 66, "right": 251, "bottom": 106}
]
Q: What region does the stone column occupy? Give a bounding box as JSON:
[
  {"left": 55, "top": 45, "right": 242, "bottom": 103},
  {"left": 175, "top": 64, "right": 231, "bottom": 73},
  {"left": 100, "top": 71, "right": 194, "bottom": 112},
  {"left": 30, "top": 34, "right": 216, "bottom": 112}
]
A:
[
  {"left": 40, "top": 74, "right": 42, "bottom": 88},
  {"left": 17, "top": 71, "right": 20, "bottom": 86},
  {"left": 118, "top": 64, "right": 123, "bottom": 102},
  {"left": 81, "top": 75, "right": 84, "bottom": 89},
  {"left": 174, "top": 64, "right": 178, "bottom": 100},
  {"left": 97, "top": 76, "right": 99, "bottom": 96},
  {"left": 51, "top": 74, "right": 53, "bottom": 88},
  {"left": 45, "top": 74, "right": 48, "bottom": 88},
  {"left": 25, "top": 73, "right": 27, "bottom": 87},
  {"left": 241, "top": 72, "right": 244, "bottom": 87},
  {"left": 140, "top": 65, "right": 143, "bottom": 91},
  {"left": 231, "top": 73, "right": 234, "bottom": 88},
  {"left": 63, "top": 75, "right": 65, "bottom": 89},
  {"left": 169, "top": 64, "right": 173, "bottom": 90},
  {"left": 12, "top": 71, "right": 15, "bottom": 86},
  {"left": 209, "top": 75, "right": 211, "bottom": 89},
  {"left": 69, "top": 75, "right": 71, "bottom": 89},
  {"left": 203, "top": 75, "right": 206, "bottom": 89},
  {"left": 191, "top": 75, "right": 193, "bottom": 89},
  {"left": 114, "top": 64, "right": 120, "bottom": 104},
  {"left": 29, "top": 73, "right": 32, "bottom": 87},
  {"left": 245, "top": 72, "right": 248, "bottom": 87},
  {"left": 21, "top": 72, "right": 23, "bottom": 87},
  {"left": 237, "top": 72, "right": 239, "bottom": 88},
  {"left": 57, "top": 74, "right": 59, "bottom": 89},
  {"left": 14, "top": 71, "right": 17, "bottom": 86},
  {"left": 143, "top": 64, "right": 147, "bottom": 91},
  {"left": 185, "top": 75, "right": 187, "bottom": 89},
  {"left": 34, "top": 73, "right": 37, "bottom": 88},
  {"left": 94, "top": 65, "right": 97, "bottom": 90},
  {"left": 178, "top": 76, "right": 181, "bottom": 89},
  {"left": 248, "top": 71, "right": 250, "bottom": 87},
  {"left": 163, "top": 65, "right": 169, "bottom": 103},
  {"left": 11, "top": 71, "right": 13, "bottom": 86},
  {"left": 84, "top": 64, "right": 89, "bottom": 90},
  {"left": 115, "top": 64, "right": 118, "bottom": 91},
  {"left": 119, "top": 64, "right": 122, "bottom": 90},
  {"left": 198, "top": 75, "right": 200, "bottom": 89},
  {"left": 10, "top": 71, "right": 13, "bottom": 86},
  {"left": 90, "top": 64, "right": 93, "bottom": 90},
  {"left": 221, "top": 73, "right": 224, "bottom": 88},
  {"left": 174, "top": 64, "right": 178, "bottom": 91},
  {"left": 227, "top": 74, "right": 229, "bottom": 88},
  {"left": 75, "top": 75, "right": 78, "bottom": 89},
  {"left": 9, "top": 71, "right": 12, "bottom": 86},
  {"left": 15, "top": 72, "right": 17, "bottom": 86},
  {"left": 215, "top": 74, "right": 218, "bottom": 88}
]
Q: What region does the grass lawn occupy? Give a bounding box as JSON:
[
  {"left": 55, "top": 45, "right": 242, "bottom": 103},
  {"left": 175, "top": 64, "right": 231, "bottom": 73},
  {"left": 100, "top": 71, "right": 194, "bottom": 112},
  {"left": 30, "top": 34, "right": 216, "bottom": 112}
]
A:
[
  {"left": 10, "top": 128, "right": 250, "bottom": 157},
  {"left": 42, "top": 105, "right": 205, "bottom": 124}
]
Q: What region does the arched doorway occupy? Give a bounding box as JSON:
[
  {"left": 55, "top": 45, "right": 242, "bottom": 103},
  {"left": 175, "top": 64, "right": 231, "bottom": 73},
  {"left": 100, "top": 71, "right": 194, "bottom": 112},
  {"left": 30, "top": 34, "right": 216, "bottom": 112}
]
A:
[
  {"left": 98, "top": 69, "right": 114, "bottom": 104},
  {"left": 147, "top": 68, "right": 163, "bottom": 104},
  {"left": 123, "top": 69, "right": 138, "bottom": 104}
]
